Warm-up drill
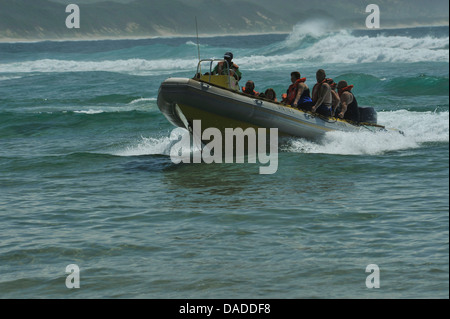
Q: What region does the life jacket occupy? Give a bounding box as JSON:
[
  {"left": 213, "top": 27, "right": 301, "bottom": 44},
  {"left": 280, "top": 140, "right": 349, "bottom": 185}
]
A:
[
  {"left": 338, "top": 85, "right": 354, "bottom": 97},
  {"left": 339, "top": 87, "right": 359, "bottom": 122},
  {"left": 326, "top": 78, "right": 337, "bottom": 90},
  {"left": 218, "top": 61, "right": 239, "bottom": 77},
  {"left": 286, "top": 78, "right": 306, "bottom": 104},
  {"left": 242, "top": 86, "right": 259, "bottom": 96}
]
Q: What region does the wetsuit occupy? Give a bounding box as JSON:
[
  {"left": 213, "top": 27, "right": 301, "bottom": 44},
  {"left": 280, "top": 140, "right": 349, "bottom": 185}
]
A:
[
  {"left": 342, "top": 92, "right": 360, "bottom": 122},
  {"left": 297, "top": 88, "right": 314, "bottom": 111},
  {"left": 316, "top": 103, "right": 332, "bottom": 117}
]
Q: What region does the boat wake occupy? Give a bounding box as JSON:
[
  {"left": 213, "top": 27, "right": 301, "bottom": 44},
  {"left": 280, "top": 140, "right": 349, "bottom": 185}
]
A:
[
  {"left": 111, "top": 110, "right": 448, "bottom": 158},
  {"left": 284, "top": 110, "right": 449, "bottom": 155},
  {"left": 112, "top": 135, "right": 175, "bottom": 157}
]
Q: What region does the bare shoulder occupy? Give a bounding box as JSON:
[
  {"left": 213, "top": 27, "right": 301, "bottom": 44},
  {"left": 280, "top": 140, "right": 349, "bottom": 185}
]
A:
[
  {"left": 299, "top": 82, "right": 308, "bottom": 89},
  {"left": 321, "top": 82, "right": 331, "bottom": 91},
  {"left": 341, "top": 91, "right": 353, "bottom": 102}
]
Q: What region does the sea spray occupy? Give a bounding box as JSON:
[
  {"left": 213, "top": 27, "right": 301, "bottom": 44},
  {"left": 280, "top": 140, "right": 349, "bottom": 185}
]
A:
[{"left": 283, "top": 110, "right": 449, "bottom": 155}]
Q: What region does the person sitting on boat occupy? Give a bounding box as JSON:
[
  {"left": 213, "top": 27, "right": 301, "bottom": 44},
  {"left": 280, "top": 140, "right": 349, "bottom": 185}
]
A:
[
  {"left": 311, "top": 69, "right": 333, "bottom": 117},
  {"left": 336, "top": 80, "right": 360, "bottom": 122},
  {"left": 284, "top": 71, "right": 314, "bottom": 111},
  {"left": 212, "top": 52, "right": 242, "bottom": 81},
  {"left": 242, "top": 80, "right": 259, "bottom": 96},
  {"left": 327, "top": 79, "right": 341, "bottom": 116},
  {"left": 264, "top": 88, "right": 278, "bottom": 102}
]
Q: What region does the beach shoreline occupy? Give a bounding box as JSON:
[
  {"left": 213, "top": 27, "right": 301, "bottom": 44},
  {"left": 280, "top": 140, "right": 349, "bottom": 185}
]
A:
[{"left": 0, "top": 23, "right": 447, "bottom": 44}]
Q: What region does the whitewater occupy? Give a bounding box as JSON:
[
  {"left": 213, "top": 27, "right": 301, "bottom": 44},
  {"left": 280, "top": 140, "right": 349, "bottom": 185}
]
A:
[{"left": 0, "top": 23, "right": 449, "bottom": 75}]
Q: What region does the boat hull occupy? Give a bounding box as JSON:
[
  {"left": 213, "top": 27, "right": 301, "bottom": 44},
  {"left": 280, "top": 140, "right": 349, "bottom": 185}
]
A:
[{"left": 157, "top": 77, "right": 387, "bottom": 139}]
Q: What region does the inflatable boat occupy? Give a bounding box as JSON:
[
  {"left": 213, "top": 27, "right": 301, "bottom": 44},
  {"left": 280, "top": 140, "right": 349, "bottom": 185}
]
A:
[{"left": 157, "top": 59, "right": 398, "bottom": 139}]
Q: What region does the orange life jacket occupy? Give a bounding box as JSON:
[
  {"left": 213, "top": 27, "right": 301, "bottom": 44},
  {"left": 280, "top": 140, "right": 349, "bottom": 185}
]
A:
[
  {"left": 286, "top": 78, "right": 306, "bottom": 104},
  {"left": 338, "top": 85, "right": 354, "bottom": 97},
  {"left": 242, "top": 87, "right": 259, "bottom": 96}
]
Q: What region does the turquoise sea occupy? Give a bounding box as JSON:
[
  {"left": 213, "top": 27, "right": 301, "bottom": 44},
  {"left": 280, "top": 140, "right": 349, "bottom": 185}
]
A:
[{"left": 0, "top": 24, "right": 448, "bottom": 298}]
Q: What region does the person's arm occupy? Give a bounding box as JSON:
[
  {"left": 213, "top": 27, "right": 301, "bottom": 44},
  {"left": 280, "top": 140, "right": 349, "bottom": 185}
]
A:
[
  {"left": 212, "top": 64, "right": 219, "bottom": 75},
  {"left": 312, "top": 83, "right": 330, "bottom": 112},
  {"left": 331, "top": 90, "right": 340, "bottom": 114},
  {"left": 338, "top": 92, "right": 353, "bottom": 118},
  {"left": 293, "top": 83, "right": 305, "bottom": 107},
  {"left": 234, "top": 66, "right": 242, "bottom": 81}
]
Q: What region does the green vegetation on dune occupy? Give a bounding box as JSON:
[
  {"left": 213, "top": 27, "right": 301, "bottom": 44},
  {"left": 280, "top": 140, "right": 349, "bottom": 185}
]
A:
[{"left": 0, "top": 0, "right": 448, "bottom": 40}]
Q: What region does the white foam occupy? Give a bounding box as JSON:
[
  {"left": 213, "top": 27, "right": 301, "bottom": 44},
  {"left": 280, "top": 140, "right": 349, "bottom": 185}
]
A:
[
  {"left": 113, "top": 136, "right": 174, "bottom": 157},
  {"left": 283, "top": 19, "right": 335, "bottom": 46},
  {"left": 379, "top": 110, "right": 449, "bottom": 143},
  {"left": 2, "top": 28, "right": 447, "bottom": 76},
  {"left": 302, "top": 31, "right": 450, "bottom": 64},
  {"left": 112, "top": 128, "right": 189, "bottom": 157},
  {"left": 0, "top": 58, "right": 198, "bottom": 75},
  {"left": 0, "top": 75, "right": 23, "bottom": 81},
  {"left": 128, "top": 97, "right": 157, "bottom": 105},
  {"left": 71, "top": 100, "right": 156, "bottom": 114},
  {"left": 284, "top": 110, "right": 449, "bottom": 155},
  {"left": 74, "top": 109, "right": 105, "bottom": 114},
  {"left": 111, "top": 127, "right": 211, "bottom": 158},
  {"left": 243, "top": 22, "right": 449, "bottom": 66},
  {"left": 112, "top": 110, "right": 449, "bottom": 158}
]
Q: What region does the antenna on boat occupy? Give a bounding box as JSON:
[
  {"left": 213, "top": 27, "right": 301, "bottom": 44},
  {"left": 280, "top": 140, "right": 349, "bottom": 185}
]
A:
[{"left": 195, "top": 16, "right": 201, "bottom": 61}]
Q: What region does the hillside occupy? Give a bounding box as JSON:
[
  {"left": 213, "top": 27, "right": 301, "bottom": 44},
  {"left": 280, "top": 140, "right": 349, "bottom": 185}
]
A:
[
  {"left": 0, "top": 0, "right": 448, "bottom": 41},
  {"left": 0, "top": 0, "right": 290, "bottom": 40}
]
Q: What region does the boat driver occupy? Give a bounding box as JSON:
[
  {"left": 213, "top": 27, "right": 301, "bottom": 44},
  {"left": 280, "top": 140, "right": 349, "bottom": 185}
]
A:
[{"left": 212, "top": 52, "right": 242, "bottom": 81}]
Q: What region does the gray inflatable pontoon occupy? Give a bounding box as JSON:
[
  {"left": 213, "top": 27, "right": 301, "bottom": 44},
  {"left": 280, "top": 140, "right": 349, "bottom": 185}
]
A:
[{"left": 157, "top": 59, "right": 398, "bottom": 139}]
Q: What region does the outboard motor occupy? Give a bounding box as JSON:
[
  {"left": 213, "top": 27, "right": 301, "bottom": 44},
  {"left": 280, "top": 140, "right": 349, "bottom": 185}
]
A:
[{"left": 358, "top": 106, "right": 377, "bottom": 124}]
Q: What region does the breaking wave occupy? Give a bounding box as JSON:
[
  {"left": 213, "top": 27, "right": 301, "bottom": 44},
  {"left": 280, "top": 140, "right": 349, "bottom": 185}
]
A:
[
  {"left": 0, "top": 58, "right": 197, "bottom": 75},
  {"left": 242, "top": 21, "right": 449, "bottom": 66},
  {"left": 1, "top": 23, "right": 448, "bottom": 77}
]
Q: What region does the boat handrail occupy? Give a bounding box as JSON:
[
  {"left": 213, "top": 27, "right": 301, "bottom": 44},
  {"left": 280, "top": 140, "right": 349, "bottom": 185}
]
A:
[{"left": 196, "top": 58, "right": 234, "bottom": 89}]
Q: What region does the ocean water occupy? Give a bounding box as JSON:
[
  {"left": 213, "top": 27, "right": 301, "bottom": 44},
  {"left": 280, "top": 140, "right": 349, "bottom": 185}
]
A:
[{"left": 0, "top": 23, "right": 448, "bottom": 298}]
